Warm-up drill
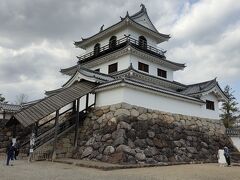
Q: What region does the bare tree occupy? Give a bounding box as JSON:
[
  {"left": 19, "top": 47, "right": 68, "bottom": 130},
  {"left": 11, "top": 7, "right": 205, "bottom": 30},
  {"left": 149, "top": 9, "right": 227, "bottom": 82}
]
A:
[
  {"left": 15, "top": 93, "right": 28, "bottom": 105},
  {"left": 0, "top": 94, "right": 7, "bottom": 103}
]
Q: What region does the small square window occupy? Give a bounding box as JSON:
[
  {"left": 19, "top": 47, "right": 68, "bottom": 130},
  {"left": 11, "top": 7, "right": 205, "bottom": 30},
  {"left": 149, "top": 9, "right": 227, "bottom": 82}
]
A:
[
  {"left": 108, "top": 63, "right": 118, "bottom": 74},
  {"left": 157, "top": 68, "right": 167, "bottom": 78},
  {"left": 206, "top": 100, "right": 215, "bottom": 110},
  {"left": 138, "top": 62, "right": 149, "bottom": 73}
]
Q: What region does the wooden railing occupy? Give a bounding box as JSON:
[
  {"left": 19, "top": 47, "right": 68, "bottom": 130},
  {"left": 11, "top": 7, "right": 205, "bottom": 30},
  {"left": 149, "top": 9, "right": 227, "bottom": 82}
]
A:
[
  {"left": 77, "top": 36, "right": 166, "bottom": 62},
  {"left": 20, "top": 103, "right": 95, "bottom": 150},
  {"left": 226, "top": 128, "right": 240, "bottom": 136}
]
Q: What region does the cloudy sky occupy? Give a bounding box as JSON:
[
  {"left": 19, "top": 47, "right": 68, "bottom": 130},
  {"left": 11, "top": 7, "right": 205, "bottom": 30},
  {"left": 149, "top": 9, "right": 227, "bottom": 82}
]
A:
[{"left": 0, "top": 0, "right": 239, "bottom": 105}]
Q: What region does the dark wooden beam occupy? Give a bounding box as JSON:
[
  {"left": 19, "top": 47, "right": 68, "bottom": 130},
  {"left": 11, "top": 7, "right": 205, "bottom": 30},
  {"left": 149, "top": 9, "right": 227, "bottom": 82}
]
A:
[
  {"left": 12, "top": 123, "right": 17, "bottom": 138},
  {"left": 94, "top": 93, "right": 96, "bottom": 106},
  {"left": 34, "top": 122, "right": 39, "bottom": 137},
  {"left": 52, "top": 110, "right": 59, "bottom": 160},
  {"left": 74, "top": 98, "right": 80, "bottom": 148},
  {"left": 72, "top": 100, "right": 76, "bottom": 113},
  {"left": 3, "top": 111, "right": 6, "bottom": 121},
  {"left": 85, "top": 94, "right": 89, "bottom": 111}
]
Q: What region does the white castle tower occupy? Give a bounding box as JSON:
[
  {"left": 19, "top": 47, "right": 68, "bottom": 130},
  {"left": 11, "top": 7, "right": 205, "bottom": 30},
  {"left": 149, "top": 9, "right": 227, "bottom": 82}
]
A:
[{"left": 54, "top": 4, "right": 227, "bottom": 119}]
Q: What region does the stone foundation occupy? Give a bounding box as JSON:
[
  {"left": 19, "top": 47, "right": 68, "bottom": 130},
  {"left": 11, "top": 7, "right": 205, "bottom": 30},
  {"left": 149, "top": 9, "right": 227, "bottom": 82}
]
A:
[
  {"left": 0, "top": 120, "right": 31, "bottom": 154},
  {"left": 72, "top": 103, "right": 234, "bottom": 164}
]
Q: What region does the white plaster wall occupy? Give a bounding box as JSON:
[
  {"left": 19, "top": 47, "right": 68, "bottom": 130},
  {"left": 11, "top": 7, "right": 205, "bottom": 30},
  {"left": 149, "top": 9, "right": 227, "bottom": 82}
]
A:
[
  {"left": 0, "top": 113, "right": 11, "bottom": 120},
  {"left": 96, "top": 87, "right": 220, "bottom": 119},
  {"left": 59, "top": 94, "right": 95, "bottom": 113},
  {"left": 200, "top": 93, "right": 219, "bottom": 119},
  {"left": 96, "top": 88, "right": 125, "bottom": 106},
  {"left": 0, "top": 113, "right": 3, "bottom": 119},
  {"left": 90, "top": 53, "right": 174, "bottom": 81},
  {"left": 230, "top": 137, "right": 240, "bottom": 152},
  {"left": 90, "top": 54, "right": 130, "bottom": 74},
  {"left": 130, "top": 55, "right": 174, "bottom": 81}
]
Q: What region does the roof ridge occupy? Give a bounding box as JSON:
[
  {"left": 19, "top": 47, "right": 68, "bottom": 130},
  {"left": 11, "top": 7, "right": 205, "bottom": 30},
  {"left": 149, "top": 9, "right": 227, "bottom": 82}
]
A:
[{"left": 186, "top": 78, "right": 217, "bottom": 87}]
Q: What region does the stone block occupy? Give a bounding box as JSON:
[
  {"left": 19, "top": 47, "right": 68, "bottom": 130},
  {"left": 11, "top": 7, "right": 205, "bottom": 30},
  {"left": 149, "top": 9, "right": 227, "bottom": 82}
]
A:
[
  {"left": 135, "top": 152, "right": 146, "bottom": 161},
  {"left": 130, "top": 109, "right": 139, "bottom": 117},
  {"left": 147, "top": 131, "right": 155, "bottom": 138},
  {"left": 138, "top": 114, "right": 148, "bottom": 121},
  {"left": 95, "top": 110, "right": 104, "bottom": 117},
  {"left": 113, "top": 137, "right": 125, "bottom": 147},
  {"left": 103, "top": 146, "right": 115, "bottom": 155},
  {"left": 134, "top": 139, "right": 147, "bottom": 148},
  {"left": 144, "top": 147, "right": 158, "bottom": 157},
  {"left": 121, "top": 103, "right": 132, "bottom": 110},
  {"left": 117, "top": 121, "right": 131, "bottom": 130},
  {"left": 101, "top": 134, "right": 112, "bottom": 142},
  {"left": 81, "top": 147, "right": 93, "bottom": 158},
  {"left": 114, "top": 109, "right": 130, "bottom": 117}
]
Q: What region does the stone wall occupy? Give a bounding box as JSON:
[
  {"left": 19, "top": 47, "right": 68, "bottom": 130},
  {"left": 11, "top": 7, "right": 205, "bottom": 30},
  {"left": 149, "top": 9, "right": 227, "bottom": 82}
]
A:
[
  {"left": 0, "top": 120, "right": 31, "bottom": 154},
  {"left": 0, "top": 119, "right": 13, "bottom": 153},
  {"left": 72, "top": 103, "right": 234, "bottom": 164}
]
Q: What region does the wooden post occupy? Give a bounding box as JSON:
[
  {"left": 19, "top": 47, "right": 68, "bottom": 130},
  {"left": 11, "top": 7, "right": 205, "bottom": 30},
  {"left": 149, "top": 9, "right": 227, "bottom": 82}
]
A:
[
  {"left": 72, "top": 100, "right": 76, "bottom": 113},
  {"left": 52, "top": 110, "right": 59, "bottom": 161},
  {"left": 74, "top": 98, "right": 80, "bottom": 148},
  {"left": 94, "top": 93, "right": 96, "bottom": 106},
  {"left": 3, "top": 111, "right": 6, "bottom": 121},
  {"left": 12, "top": 123, "right": 17, "bottom": 138},
  {"left": 85, "top": 94, "right": 89, "bottom": 111},
  {"left": 34, "top": 122, "right": 38, "bottom": 137}
]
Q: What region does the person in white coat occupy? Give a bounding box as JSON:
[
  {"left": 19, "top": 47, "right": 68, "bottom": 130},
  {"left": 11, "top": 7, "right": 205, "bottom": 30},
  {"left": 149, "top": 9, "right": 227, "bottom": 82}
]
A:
[{"left": 218, "top": 149, "right": 226, "bottom": 166}]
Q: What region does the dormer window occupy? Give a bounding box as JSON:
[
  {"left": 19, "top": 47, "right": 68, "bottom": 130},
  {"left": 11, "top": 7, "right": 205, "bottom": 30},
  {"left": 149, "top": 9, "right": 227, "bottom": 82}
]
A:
[
  {"left": 139, "top": 36, "right": 147, "bottom": 49},
  {"left": 108, "top": 63, "right": 118, "bottom": 74},
  {"left": 109, "top": 36, "right": 117, "bottom": 49},
  {"left": 138, "top": 62, "right": 149, "bottom": 73},
  {"left": 206, "top": 100, "right": 215, "bottom": 110},
  {"left": 94, "top": 43, "right": 100, "bottom": 55},
  {"left": 157, "top": 68, "right": 167, "bottom": 78}
]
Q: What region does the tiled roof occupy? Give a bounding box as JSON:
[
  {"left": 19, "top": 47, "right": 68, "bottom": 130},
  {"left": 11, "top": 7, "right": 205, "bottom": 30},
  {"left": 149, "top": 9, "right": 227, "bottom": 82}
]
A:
[
  {"left": 60, "top": 65, "right": 78, "bottom": 76},
  {"left": 11, "top": 81, "right": 96, "bottom": 127},
  {"left": 180, "top": 79, "right": 217, "bottom": 95},
  {"left": 0, "top": 103, "right": 22, "bottom": 112},
  {"left": 74, "top": 5, "right": 169, "bottom": 48},
  {"left": 129, "top": 4, "right": 159, "bottom": 33},
  {"left": 96, "top": 78, "right": 205, "bottom": 104},
  {"left": 47, "top": 66, "right": 114, "bottom": 96}
]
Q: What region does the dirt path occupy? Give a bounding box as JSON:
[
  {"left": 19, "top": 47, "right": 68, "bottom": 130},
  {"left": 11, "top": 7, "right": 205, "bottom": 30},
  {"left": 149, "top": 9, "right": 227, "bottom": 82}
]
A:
[{"left": 0, "top": 159, "right": 240, "bottom": 180}]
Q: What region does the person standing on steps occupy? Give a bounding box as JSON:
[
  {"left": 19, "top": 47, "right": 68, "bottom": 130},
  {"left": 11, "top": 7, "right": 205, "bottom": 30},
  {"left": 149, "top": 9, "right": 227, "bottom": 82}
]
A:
[
  {"left": 223, "top": 146, "right": 231, "bottom": 166},
  {"left": 6, "top": 142, "right": 15, "bottom": 166}
]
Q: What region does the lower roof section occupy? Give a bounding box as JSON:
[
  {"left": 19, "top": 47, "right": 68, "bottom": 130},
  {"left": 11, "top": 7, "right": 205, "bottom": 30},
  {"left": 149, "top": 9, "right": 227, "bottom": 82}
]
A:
[
  {"left": 95, "top": 78, "right": 205, "bottom": 105},
  {"left": 0, "top": 103, "right": 22, "bottom": 113},
  {"left": 10, "top": 81, "right": 96, "bottom": 127}
]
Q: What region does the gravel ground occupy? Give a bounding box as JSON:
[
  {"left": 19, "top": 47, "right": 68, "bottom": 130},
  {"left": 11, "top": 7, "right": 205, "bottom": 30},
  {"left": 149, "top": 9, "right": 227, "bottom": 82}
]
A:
[{"left": 0, "top": 159, "right": 240, "bottom": 180}]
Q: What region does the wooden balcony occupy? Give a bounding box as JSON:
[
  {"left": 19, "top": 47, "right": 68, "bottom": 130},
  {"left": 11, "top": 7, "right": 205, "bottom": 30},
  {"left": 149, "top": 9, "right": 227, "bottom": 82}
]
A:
[{"left": 77, "top": 36, "right": 166, "bottom": 64}]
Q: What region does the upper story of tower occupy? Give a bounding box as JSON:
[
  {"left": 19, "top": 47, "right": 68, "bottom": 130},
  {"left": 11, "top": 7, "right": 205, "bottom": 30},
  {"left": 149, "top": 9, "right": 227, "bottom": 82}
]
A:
[
  {"left": 67, "top": 4, "right": 185, "bottom": 82},
  {"left": 74, "top": 4, "right": 170, "bottom": 51}
]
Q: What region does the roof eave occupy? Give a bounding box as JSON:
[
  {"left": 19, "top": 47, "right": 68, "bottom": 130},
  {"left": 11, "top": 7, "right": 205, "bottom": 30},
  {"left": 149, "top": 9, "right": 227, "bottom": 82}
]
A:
[
  {"left": 188, "top": 83, "right": 228, "bottom": 102},
  {"left": 96, "top": 79, "right": 204, "bottom": 105},
  {"left": 74, "top": 17, "right": 170, "bottom": 49}
]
